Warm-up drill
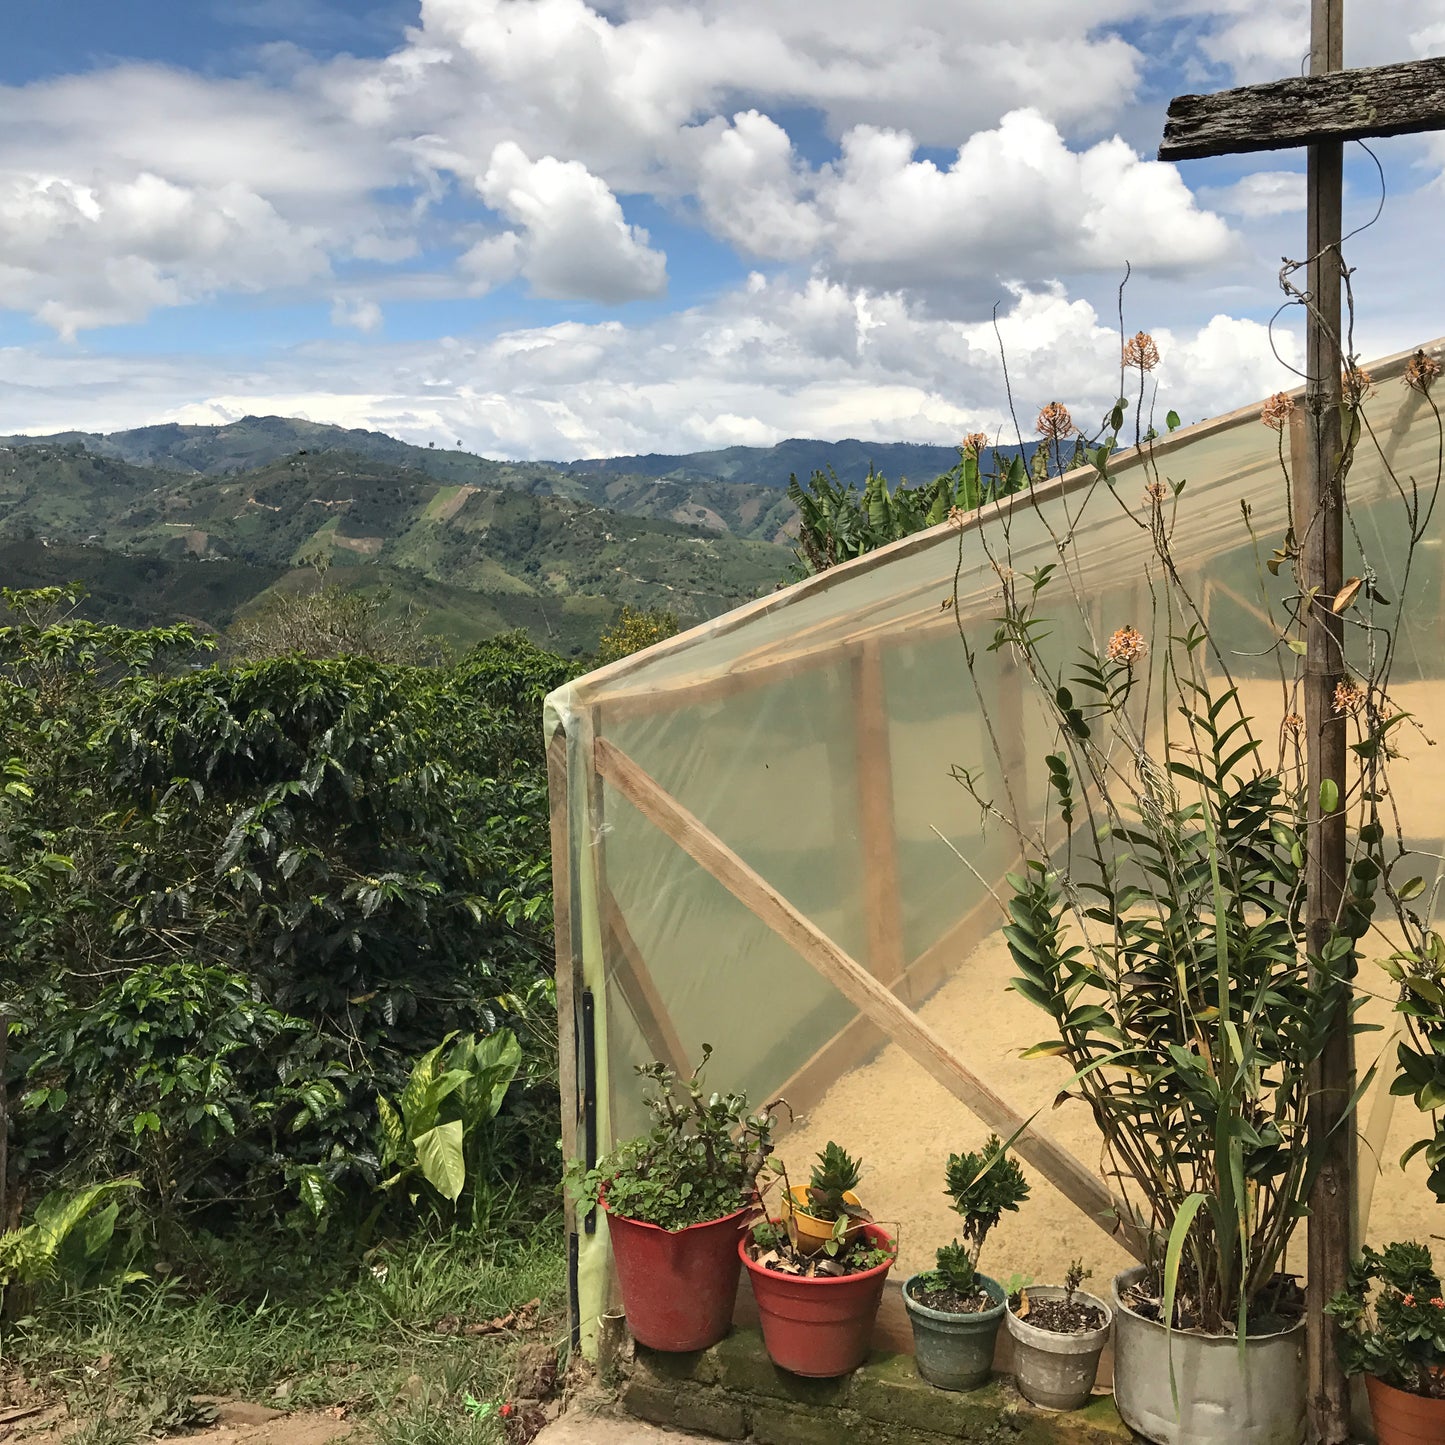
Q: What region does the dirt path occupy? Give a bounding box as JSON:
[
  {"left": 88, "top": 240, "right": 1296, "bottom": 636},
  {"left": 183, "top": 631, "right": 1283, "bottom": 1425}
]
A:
[
  {"left": 7, "top": 1403, "right": 353, "bottom": 1445},
  {"left": 534, "top": 1411, "right": 708, "bottom": 1444}
]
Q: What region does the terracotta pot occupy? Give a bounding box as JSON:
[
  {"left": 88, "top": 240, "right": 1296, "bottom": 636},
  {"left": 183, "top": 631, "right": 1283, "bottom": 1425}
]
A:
[
  {"left": 603, "top": 1200, "right": 747, "bottom": 1352},
  {"left": 1365, "top": 1373, "right": 1445, "bottom": 1445},
  {"left": 740, "top": 1223, "right": 894, "bottom": 1377},
  {"left": 785, "top": 1185, "right": 865, "bottom": 1255}
]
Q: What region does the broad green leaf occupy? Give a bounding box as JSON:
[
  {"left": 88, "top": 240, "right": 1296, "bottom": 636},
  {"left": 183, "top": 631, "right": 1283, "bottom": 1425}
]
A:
[
  {"left": 377, "top": 1095, "right": 406, "bottom": 1167},
  {"left": 414, "top": 1120, "right": 466, "bottom": 1202}
]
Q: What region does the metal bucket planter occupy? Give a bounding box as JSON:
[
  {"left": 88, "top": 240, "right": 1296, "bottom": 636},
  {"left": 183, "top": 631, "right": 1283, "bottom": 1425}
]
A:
[
  {"left": 1005, "top": 1286, "right": 1113, "bottom": 1411},
  {"left": 1110, "top": 1266, "right": 1306, "bottom": 1445},
  {"left": 902, "top": 1273, "right": 1005, "bottom": 1391}
]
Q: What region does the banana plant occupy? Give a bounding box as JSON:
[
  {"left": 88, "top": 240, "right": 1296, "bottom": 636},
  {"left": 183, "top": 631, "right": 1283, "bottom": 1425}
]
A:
[
  {"left": 788, "top": 451, "right": 1024, "bottom": 577},
  {"left": 376, "top": 1029, "right": 522, "bottom": 1207}
]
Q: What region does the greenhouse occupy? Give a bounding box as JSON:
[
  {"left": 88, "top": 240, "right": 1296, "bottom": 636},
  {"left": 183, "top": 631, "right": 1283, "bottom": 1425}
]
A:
[{"left": 545, "top": 339, "right": 1445, "bottom": 1363}]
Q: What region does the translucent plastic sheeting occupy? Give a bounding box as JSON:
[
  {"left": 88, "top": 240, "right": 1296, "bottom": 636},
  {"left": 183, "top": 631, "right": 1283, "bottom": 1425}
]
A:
[{"left": 546, "top": 340, "right": 1445, "bottom": 1349}]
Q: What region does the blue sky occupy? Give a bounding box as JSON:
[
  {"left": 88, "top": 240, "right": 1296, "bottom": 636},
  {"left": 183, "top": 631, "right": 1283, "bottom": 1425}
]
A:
[{"left": 1, "top": 1, "right": 1443, "bottom": 457}]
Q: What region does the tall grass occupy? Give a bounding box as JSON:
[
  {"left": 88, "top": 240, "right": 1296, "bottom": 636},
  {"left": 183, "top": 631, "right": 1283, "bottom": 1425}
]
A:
[{"left": 2, "top": 1226, "right": 565, "bottom": 1444}]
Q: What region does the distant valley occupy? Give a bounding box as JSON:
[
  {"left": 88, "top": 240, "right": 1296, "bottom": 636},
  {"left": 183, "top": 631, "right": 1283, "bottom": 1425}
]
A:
[{"left": 0, "top": 417, "right": 975, "bottom": 654}]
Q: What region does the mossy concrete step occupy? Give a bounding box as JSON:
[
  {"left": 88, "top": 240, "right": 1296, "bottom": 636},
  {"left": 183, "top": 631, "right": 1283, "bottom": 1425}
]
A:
[{"left": 620, "top": 1328, "right": 1131, "bottom": 1445}]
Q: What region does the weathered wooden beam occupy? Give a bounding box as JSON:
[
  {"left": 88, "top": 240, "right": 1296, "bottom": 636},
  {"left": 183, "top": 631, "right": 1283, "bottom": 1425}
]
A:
[
  {"left": 851, "top": 641, "right": 905, "bottom": 985},
  {"left": 593, "top": 734, "right": 1143, "bottom": 1259},
  {"left": 1159, "top": 55, "right": 1445, "bottom": 161},
  {"left": 1302, "top": 7, "right": 1354, "bottom": 1444}
]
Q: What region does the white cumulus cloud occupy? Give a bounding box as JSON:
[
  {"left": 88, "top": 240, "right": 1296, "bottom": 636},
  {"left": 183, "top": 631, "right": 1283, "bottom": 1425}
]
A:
[{"left": 474, "top": 142, "right": 667, "bottom": 302}]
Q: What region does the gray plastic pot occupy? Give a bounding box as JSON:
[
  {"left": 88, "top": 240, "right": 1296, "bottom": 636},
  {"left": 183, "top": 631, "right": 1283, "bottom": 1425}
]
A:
[
  {"left": 902, "top": 1273, "right": 1005, "bottom": 1391},
  {"left": 1110, "top": 1266, "right": 1306, "bottom": 1445},
  {"left": 1005, "top": 1286, "right": 1113, "bottom": 1411}
]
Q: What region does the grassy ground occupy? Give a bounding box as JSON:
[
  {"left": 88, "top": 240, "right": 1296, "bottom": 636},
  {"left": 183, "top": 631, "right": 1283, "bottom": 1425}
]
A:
[{"left": 0, "top": 1227, "right": 567, "bottom": 1445}]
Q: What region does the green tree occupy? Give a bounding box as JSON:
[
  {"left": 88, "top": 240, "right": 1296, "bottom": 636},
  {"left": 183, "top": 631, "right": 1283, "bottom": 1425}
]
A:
[
  {"left": 597, "top": 605, "right": 679, "bottom": 664},
  {"left": 2, "top": 589, "right": 574, "bottom": 1229}
]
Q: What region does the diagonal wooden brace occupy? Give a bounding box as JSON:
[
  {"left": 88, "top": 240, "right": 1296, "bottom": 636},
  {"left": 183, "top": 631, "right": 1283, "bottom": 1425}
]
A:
[{"left": 593, "top": 735, "right": 1143, "bottom": 1259}]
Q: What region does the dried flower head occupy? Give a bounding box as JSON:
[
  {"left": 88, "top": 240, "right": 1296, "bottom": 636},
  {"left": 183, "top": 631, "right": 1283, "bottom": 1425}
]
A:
[
  {"left": 1283, "top": 712, "right": 1304, "bottom": 735},
  {"left": 1261, "top": 391, "right": 1295, "bottom": 431},
  {"left": 1406, "top": 350, "right": 1442, "bottom": 394},
  {"left": 1035, "top": 401, "right": 1076, "bottom": 442},
  {"left": 962, "top": 431, "right": 990, "bottom": 457},
  {"left": 1122, "top": 330, "right": 1160, "bottom": 372},
  {"left": 947, "top": 504, "right": 968, "bottom": 526},
  {"left": 1145, "top": 480, "right": 1168, "bottom": 503},
  {"left": 1333, "top": 679, "right": 1366, "bottom": 716},
  {"left": 1342, "top": 364, "right": 1375, "bottom": 405},
  {"left": 1106, "top": 625, "right": 1147, "bottom": 666}
]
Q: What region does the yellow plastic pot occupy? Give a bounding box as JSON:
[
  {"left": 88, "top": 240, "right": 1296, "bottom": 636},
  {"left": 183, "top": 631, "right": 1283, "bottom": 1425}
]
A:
[{"left": 786, "top": 1185, "right": 866, "bottom": 1255}]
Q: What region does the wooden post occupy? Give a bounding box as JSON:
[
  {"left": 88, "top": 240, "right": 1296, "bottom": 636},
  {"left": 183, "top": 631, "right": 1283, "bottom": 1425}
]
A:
[
  {"left": 593, "top": 735, "right": 1144, "bottom": 1259},
  {"left": 1303, "top": 4, "right": 1353, "bottom": 1442},
  {"left": 851, "top": 641, "right": 905, "bottom": 987},
  {"left": 545, "top": 723, "right": 581, "bottom": 1340}
]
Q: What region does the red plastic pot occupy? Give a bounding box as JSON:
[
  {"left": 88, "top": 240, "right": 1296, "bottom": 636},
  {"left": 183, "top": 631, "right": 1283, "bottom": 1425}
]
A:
[
  {"left": 603, "top": 1201, "right": 748, "bottom": 1352},
  {"left": 1366, "top": 1374, "right": 1445, "bottom": 1445},
  {"left": 740, "top": 1224, "right": 894, "bottom": 1378}
]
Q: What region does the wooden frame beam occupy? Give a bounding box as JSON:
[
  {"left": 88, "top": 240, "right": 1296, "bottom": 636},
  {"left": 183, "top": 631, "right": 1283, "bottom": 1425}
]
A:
[
  {"left": 771, "top": 884, "right": 1017, "bottom": 1123},
  {"left": 594, "top": 735, "right": 1142, "bottom": 1259},
  {"left": 851, "top": 640, "right": 904, "bottom": 984},
  {"left": 600, "top": 888, "right": 691, "bottom": 1076},
  {"left": 1159, "top": 55, "right": 1445, "bottom": 161}
]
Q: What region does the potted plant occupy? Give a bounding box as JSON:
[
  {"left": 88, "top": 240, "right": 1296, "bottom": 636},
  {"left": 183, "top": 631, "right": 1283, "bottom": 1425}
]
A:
[
  {"left": 783, "top": 1140, "right": 869, "bottom": 1255},
  {"left": 740, "top": 1144, "right": 895, "bottom": 1377},
  {"left": 993, "top": 681, "right": 1332, "bottom": 1445},
  {"left": 1326, "top": 1241, "right": 1445, "bottom": 1444},
  {"left": 902, "top": 1134, "right": 1029, "bottom": 1391},
  {"left": 569, "top": 1047, "right": 783, "bottom": 1353},
  {"left": 1006, "top": 1259, "right": 1112, "bottom": 1411}
]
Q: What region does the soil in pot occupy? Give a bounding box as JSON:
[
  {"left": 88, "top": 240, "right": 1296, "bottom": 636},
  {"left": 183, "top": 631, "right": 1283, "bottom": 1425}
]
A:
[
  {"left": 1006, "top": 1286, "right": 1113, "bottom": 1412},
  {"left": 903, "top": 1273, "right": 1006, "bottom": 1392},
  {"left": 741, "top": 1223, "right": 895, "bottom": 1378},
  {"left": 604, "top": 1202, "right": 748, "bottom": 1352},
  {"left": 1365, "top": 1374, "right": 1445, "bottom": 1445},
  {"left": 907, "top": 1278, "right": 997, "bottom": 1314}
]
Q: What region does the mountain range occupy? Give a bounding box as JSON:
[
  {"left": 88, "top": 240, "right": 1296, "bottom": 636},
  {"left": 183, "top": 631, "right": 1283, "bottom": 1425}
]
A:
[{"left": 0, "top": 417, "right": 973, "bottom": 655}]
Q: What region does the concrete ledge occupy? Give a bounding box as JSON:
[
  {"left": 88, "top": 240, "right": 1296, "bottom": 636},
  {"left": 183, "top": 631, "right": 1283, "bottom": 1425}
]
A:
[{"left": 624, "top": 1329, "right": 1131, "bottom": 1445}]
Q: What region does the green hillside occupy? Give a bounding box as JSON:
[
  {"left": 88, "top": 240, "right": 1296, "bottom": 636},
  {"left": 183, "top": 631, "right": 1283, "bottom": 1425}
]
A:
[
  {"left": 0, "top": 444, "right": 789, "bottom": 654},
  {"left": 0, "top": 418, "right": 989, "bottom": 545},
  {"left": 555, "top": 437, "right": 972, "bottom": 491},
  {"left": 0, "top": 418, "right": 802, "bottom": 540}
]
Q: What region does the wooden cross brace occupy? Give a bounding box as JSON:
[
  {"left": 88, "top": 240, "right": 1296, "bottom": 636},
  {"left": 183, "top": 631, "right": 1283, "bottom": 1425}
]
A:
[{"left": 1160, "top": 54, "right": 1445, "bottom": 161}]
